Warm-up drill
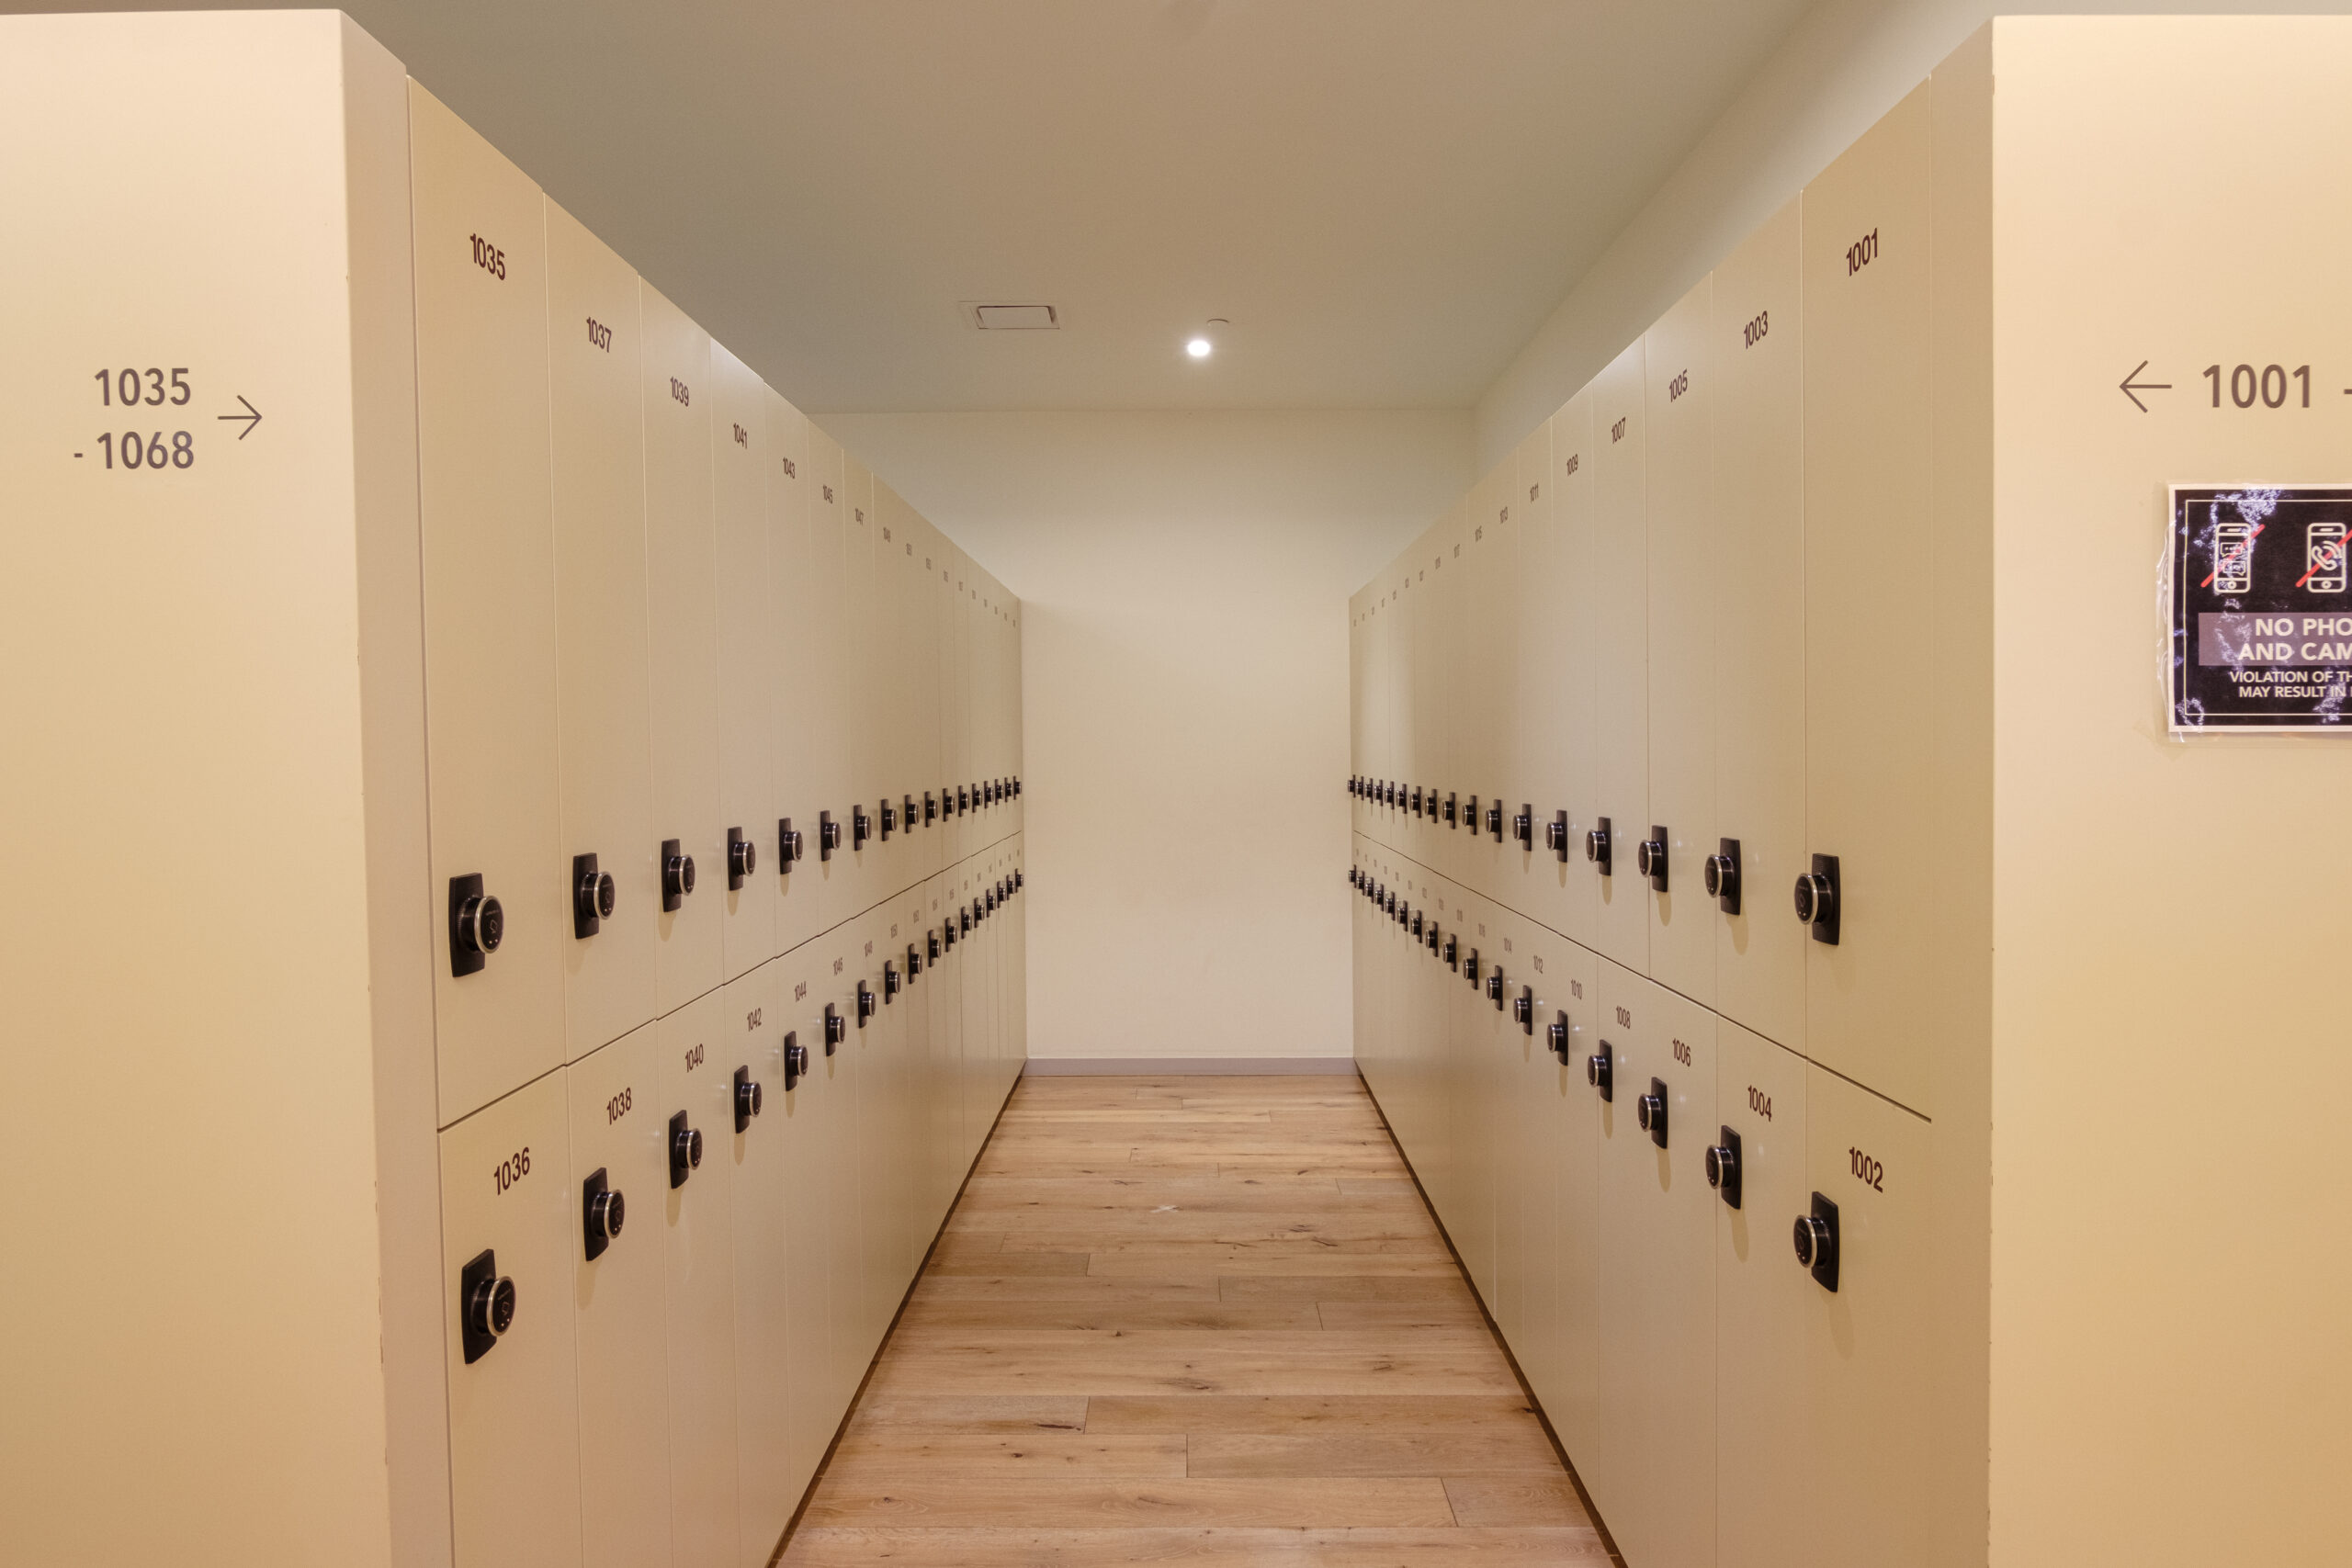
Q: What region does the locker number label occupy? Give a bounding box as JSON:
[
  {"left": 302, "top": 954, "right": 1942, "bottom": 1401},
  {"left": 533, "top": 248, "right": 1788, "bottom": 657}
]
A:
[
  {"left": 2169, "top": 485, "right": 2352, "bottom": 730},
  {"left": 1849, "top": 1146, "right": 1884, "bottom": 1192},
  {"left": 1746, "top": 1086, "right": 1773, "bottom": 1121},
  {"left": 492, "top": 1146, "right": 532, "bottom": 1194},
  {"left": 683, "top": 1042, "right": 706, "bottom": 1071},
  {"left": 605, "top": 1089, "right": 633, "bottom": 1124},
  {"left": 469, "top": 233, "right": 506, "bottom": 281}
]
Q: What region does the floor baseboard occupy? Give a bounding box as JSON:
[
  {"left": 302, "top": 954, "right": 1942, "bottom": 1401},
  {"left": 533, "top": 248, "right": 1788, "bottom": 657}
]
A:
[{"left": 1020, "top": 1056, "right": 1360, "bottom": 1077}]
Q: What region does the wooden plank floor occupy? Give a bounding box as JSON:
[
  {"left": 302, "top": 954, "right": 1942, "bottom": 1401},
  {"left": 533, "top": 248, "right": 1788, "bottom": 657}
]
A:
[{"left": 780, "top": 1073, "right": 1616, "bottom": 1566}]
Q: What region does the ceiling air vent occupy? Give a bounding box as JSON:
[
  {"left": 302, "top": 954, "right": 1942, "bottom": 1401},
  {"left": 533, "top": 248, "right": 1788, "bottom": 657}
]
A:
[{"left": 968, "top": 303, "right": 1058, "bottom": 330}]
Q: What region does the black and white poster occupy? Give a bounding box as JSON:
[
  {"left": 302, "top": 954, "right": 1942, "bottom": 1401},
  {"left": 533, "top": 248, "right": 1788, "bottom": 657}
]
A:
[{"left": 2169, "top": 485, "right": 2352, "bottom": 732}]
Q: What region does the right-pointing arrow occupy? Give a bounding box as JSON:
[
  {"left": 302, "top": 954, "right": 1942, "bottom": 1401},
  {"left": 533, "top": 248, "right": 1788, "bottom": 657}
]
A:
[{"left": 2120, "top": 361, "right": 2171, "bottom": 413}]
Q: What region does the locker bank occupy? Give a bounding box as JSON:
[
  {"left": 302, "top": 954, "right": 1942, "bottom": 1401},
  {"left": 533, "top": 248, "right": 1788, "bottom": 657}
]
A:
[{"left": 3, "top": 8, "right": 2347, "bottom": 1568}]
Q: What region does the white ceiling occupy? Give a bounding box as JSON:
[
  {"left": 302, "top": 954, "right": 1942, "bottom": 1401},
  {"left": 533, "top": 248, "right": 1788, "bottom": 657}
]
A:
[{"left": 36, "top": 0, "right": 1819, "bottom": 412}]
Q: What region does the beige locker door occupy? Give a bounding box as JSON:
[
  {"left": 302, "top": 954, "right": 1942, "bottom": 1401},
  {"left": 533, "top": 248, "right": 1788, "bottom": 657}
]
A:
[
  {"left": 944, "top": 552, "right": 971, "bottom": 866},
  {"left": 1575, "top": 956, "right": 1643, "bottom": 1537},
  {"left": 1446, "top": 894, "right": 1501, "bottom": 1304},
  {"left": 890, "top": 887, "right": 937, "bottom": 1247},
  {"left": 1801, "top": 1070, "right": 1934, "bottom": 1568},
  {"left": 1537, "top": 940, "right": 1602, "bottom": 1455},
  {"left": 1801, "top": 84, "right": 1936, "bottom": 1113},
  {"left": 1428, "top": 507, "right": 1467, "bottom": 886},
  {"left": 438, "top": 1070, "right": 582, "bottom": 1568},
  {"left": 409, "top": 84, "right": 566, "bottom": 1123},
  {"left": 1464, "top": 468, "right": 1515, "bottom": 902},
  {"left": 842, "top": 460, "right": 880, "bottom": 912},
  {"left": 1711, "top": 198, "right": 1809, "bottom": 1055},
  {"left": 1595, "top": 964, "right": 1717, "bottom": 1568},
  {"left": 726, "top": 963, "right": 792, "bottom": 1566},
  {"left": 1645, "top": 275, "right": 1718, "bottom": 1009},
  {"left": 656, "top": 986, "right": 741, "bottom": 1568},
  {"left": 775, "top": 947, "right": 834, "bottom": 1500},
  {"left": 1509, "top": 423, "right": 1564, "bottom": 927},
  {"left": 1590, "top": 342, "right": 1650, "bottom": 976},
  {"left": 869, "top": 482, "right": 911, "bottom": 897},
  {"left": 766, "top": 389, "right": 820, "bottom": 954},
  {"left": 812, "top": 923, "right": 871, "bottom": 1412},
  {"left": 712, "top": 345, "right": 777, "bottom": 981},
  {"left": 1487, "top": 906, "right": 1539, "bottom": 1355},
  {"left": 545, "top": 199, "right": 657, "bottom": 1065},
  {"left": 1713, "top": 1020, "right": 1812, "bottom": 1568},
  {"left": 910, "top": 527, "right": 946, "bottom": 883},
  {"left": 803, "top": 426, "right": 852, "bottom": 930},
  {"left": 1547, "top": 392, "right": 1602, "bottom": 950},
  {"left": 565, "top": 1025, "right": 670, "bottom": 1568},
  {"left": 641, "top": 282, "right": 724, "bottom": 1018},
  {"left": 852, "top": 908, "right": 904, "bottom": 1353}
]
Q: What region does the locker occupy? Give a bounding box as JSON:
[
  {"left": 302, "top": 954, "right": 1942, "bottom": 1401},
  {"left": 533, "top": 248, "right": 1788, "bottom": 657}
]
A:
[
  {"left": 802, "top": 425, "right": 854, "bottom": 931},
  {"left": 774, "top": 945, "right": 835, "bottom": 1497},
  {"left": 1544, "top": 389, "right": 1601, "bottom": 950},
  {"left": 766, "top": 389, "right": 820, "bottom": 954},
  {"left": 1589, "top": 340, "right": 1649, "bottom": 976},
  {"left": 1422, "top": 508, "right": 1465, "bottom": 887},
  {"left": 870, "top": 481, "right": 914, "bottom": 898},
  {"left": 712, "top": 344, "right": 779, "bottom": 981},
  {"left": 839, "top": 457, "right": 878, "bottom": 915},
  {"left": 1487, "top": 905, "right": 1539, "bottom": 1352},
  {"left": 409, "top": 82, "right": 566, "bottom": 1124},
  {"left": 1801, "top": 84, "right": 1937, "bottom": 1114},
  {"left": 564, "top": 1026, "right": 671, "bottom": 1568},
  {"left": 1801, "top": 1069, "right": 1936, "bottom": 1568},
  {"left": 437, "top": 1070, "right": 582, "bottom": 1568},
  {"left": 1710, "top": 198, "right": 1809, "bottom": 1054},
  {"left": 1712, "top": 1020, "right": 1812, "bottom": 1568},
  {"left": 547, "top": 198, "right": 658, "bottom": 1065},
  {"left": 908, "top": 525, "right": 947, "bottom": 885},
  {"left": 656, "top": 986, "right": 741, "bottom": 1568},
  {"left": 725, "top": 963, "right": 794, "bottom": 1566},
  {"left": 1590, "top": 960, "right": 1716, "bottom": 1568},
  {"left": 890, "top": 884, "right": 937, "bottom": 1258},
  {"left": 1532, "top": 938, "right": 1600, "bottom": 1446},
  {"left": 1507, "top": 422, "right": 1565, "bottom": 931},
  {"left": 850, "top": 908, "right": 903, "bottom": 1360},
  {"left": 1444, "top": 890, "right": 1502, "bottom": 1303},
  {"left": 1465, "top": 472, "right": 1517, "bottom": 902},
  {"left": 1645, "top": 273, "right": 1718, "bottom": 1008},
  {"left": 642, "top": 282, "right": 725, "bottom": 1017},
  {"left": 810, "top": 920, "right": 871, "bottom": 1416}
]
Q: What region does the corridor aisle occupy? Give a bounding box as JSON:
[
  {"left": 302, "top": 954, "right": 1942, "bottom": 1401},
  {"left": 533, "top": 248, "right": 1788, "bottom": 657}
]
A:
[{"left": 782, "top": 1074, "right": 1611, "bottom": 1565}]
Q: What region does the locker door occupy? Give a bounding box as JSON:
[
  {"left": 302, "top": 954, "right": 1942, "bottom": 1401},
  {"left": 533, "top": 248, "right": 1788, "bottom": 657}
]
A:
[
  {"left": 839, "top": 458, "right": 877, "bottom": 913},
  {"left": 642, "top": 282, "right": 723, "bottom": 1018},
  {"left": 811, "top": 923, "right": 871, "bottom": 1411},
  {"left": 1426, "top": 509, "right": 1465, "bottom": 886},
  {"left": 870, "top": 482, "right": 911, "bottom": 898},
  {"left": 1590, "top": 342, "right": 1649, "bottom": 976},
  {"left": 852, "top": 909, "right": 903, "bottom": 1352},
  {"left": 1547, "top": 392, "right": 1601, "bottom": 951},
  {"left": 1801, "top": 84, "right": 1937, "bottom": 1113},
  {"left": 1536, "top": 939, "right": 1601, "bottom": 1452},
  {"left": 1508, "top": 422, "right": 1561, "bottom": 928},
  {"left": 1645, "top": 275, "right": 1718, "bottom": 1009},
  {"left": 910, "top": 527, "right": 945, "bottom": 886},
  {"left": 1487, "top": 905, "right": 1539, "bottom": 1356},
  {"left": 890, "top": 887, "right": 934, "bottom": 1252},
  {"left": 438, "top": 1070, "right": 582, "bottom": 1568},
  {"left": 546, "top": 198, "right": 656, "bottom": 1065},
  {"left": 1447, "top": 893, "right": 1501, "bottom": 1304},
  {"left": 409, "top": 83, "right": 565, "bottom": 1123},
  {"left": 775, "top": 947, "right": 834, "bottom": 1500},
  {"left": 766, "top": 389, "right": 820, "bottom": 954},
  {"left": 712, "top": 345, "right": 777, "bottom": 981},
  {"left": 1462, "top": 468, "right": 1514, "bottom": 902},
  {"left": 656, "top": 986, "right": 741, "bottom": 1568},
  {"left": 727, "top": 962, "right": 792, "bottom": 1567},
  {"left": 565, "top": 1025, "right": 670, "bottom": 1568},
  {"left": 1712, "top": 197, "right": 1808, "bottom": 1054},
  {"left": 943, "top": 552, "right": 970, "bottom": 868},
  {"left": 1605, "top": 967, "right": 1717, "bottom": 1568},
  {"left": 1801, "top": 1069, "right": 1935, "bottom": 1568},
  {"left": 803, "top": 426, "right": 853, "bottom": 931},
  {"left": 1713, "top": 1021, "right": 1812, "bottom": 1568}
]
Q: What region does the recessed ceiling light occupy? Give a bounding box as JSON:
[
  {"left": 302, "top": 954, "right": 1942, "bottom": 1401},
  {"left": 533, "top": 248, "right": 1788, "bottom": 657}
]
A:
[{"left": 1186, "top": 336, "right": 1213, "bottom": 359}]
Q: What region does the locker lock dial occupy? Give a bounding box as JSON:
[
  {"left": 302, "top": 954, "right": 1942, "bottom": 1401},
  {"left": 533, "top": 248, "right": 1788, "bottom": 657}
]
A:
[
  {"left": 662, "top": 840, "right": 695, "bottom": 911},
  {"left": 448, "top": 874, "right": 503, "bottom": 977},
  {"left": 1793, "top": 854, "right": 1841, "bottom": 945},
  {"left": 882, "top": 960, "right": 899, "bottom": 1000},
  {"left": 572, "top": 853, "right": 615, "bottom": 940},
  {"left": 907, "top": 942, "right": 922, "bottom": 978},
  {"left": 1635, "top": 828, "right": 1669, "bottom": 892},
  {"left": 1426, "top": 924, "right": 1441, "bottom": 954},
  {"left": 956, "top": 785, "right": 970, "bottom": 815},
  {"left": 924, "top": 791, "right": 938, "bottom": 824},
  {"left": 784, "top": 1032, "right": 808, "bottom": 1090},
  {"left": 904, "top": 795, "right": 919, "bottom": 834},
  {"left": 878, "top": 801, "right": 895, "bottom": 840},
  {"left": 853, "top": 807, "right": 871, "bottom": 849},
  {"left": 1514, "top": 986, "right": 1533, "bottom": 1033},
  {"left": 669, "top": 1111, "right": 703, "bottom": 1188},
  {"left": 1486, "top": 969, "right": 1506, "bottom": 1009},
  {"left": 1464, "top": 795, "right": 1479, "bottom": 834},
  {"left": 944, "top": 917, "right": 957, "bottom": 949},
  {"left": 822, "top": 1003, "right": 844, "bottom": 1053},
  {"left": 779, "top": 818, "right": 806, "bottom": 866},
  {"left": 1637, "top": 1077, "right": 1669, "bottom": 1147},
  {"left": 1444, "top": 792, "right": 1458, "bottom": 827},
  {"left": 728, "top": 827, "right": 756, "bottom": 890},
  {"left": 819, "top": 811, "right": 841, "bottom": 860},
  {"left": 1587, "top": 1042, "right": 1614, "bottom": 1100},
  {"left": 1464, "top": 950, "right": 1481, "bottom": 985},
  {"left": 856, "top": 980, "right": 876, "bottom": 1023},
  {"left": 459, "top": 1248, "right": 515, "bottom": 1364},
  {"left": 1546, "top": 809, "right": 1570, "bottom": 862},
  {"left": 1410, "top": 785, "right": 1423, "bottom": 816},
  {"left": 582, "top": 1168, "right": 626, "bottom": 1262},
  {"left": 1704, "top": 840, "right": 1741, "bottom": 915},
  {"left": 1410, "top": 911, "right": 1424, "bottom": 938},
  {"left": 1513, "top": 805, "right": 1533, "bottom": 850},
  {"left": 1444, "top": 935, "right": 1460, "bottom": 970},
  {"left": 928, "top": 931, "right": 942, "bottom": 961},
  {"left": 1547, "top": 1012, "right": 1571, "bottom": 1064},
  {"left": 1486, "top": 799, "right": 1504, "bottom": 841},
  {"left": 1587, "top": 818, "right": 1612, "bottom": 874},
  {"left": 734, "top": 1065, "right": 763, "bottom": 1131},
  {"left": 1704, "top": 1127, "right": 1742, "bottom": 1209},
  {"left": 1794, "top": 1192, "right": 1840, "bottom": 1292}
]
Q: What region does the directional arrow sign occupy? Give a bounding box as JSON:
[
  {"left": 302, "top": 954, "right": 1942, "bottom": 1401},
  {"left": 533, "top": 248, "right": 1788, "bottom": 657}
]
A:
[
  {"left": 218, "top": 395, "right": 262, "bottom": 439},
  {"left": 2119, "top": 361, "right": 2170, "bottom": 412}
]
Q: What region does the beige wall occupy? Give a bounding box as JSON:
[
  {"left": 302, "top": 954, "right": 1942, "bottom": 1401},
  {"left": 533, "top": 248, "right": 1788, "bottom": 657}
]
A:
[
  {"left": 1473, "top": 0, "right": 2350, "bottom": 473},
  {"left": 821, "top": 411, "right": 1470, "bottom": 1060}
]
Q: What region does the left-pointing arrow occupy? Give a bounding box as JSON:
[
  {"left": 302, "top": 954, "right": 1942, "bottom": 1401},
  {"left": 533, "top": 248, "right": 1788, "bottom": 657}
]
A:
[
  {"left": 2119, "top": 361, "right": 2170, "bottom": 413},
  {"left": 218, "top": 395, "right": 262, "bottom": 439}
]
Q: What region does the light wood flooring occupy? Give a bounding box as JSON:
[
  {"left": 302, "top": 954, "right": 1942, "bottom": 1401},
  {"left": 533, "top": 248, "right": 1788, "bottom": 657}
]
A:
[{"left": 779, "top": 1072, "right": 1615, "bottom": 1566}]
